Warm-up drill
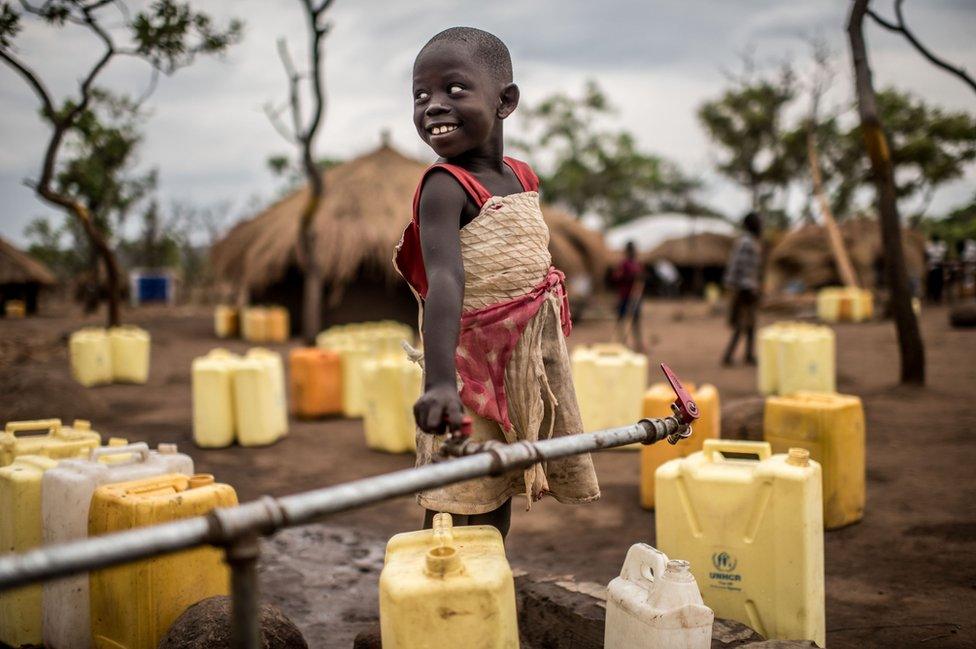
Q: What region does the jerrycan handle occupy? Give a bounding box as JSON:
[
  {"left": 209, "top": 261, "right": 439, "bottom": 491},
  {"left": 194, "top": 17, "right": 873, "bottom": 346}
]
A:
[
  {"left": 2, "top": 419, "right": 62, "bottom": 443},
  {"left": 90, "top": 442, "right": 150, "bottom": 464},
  {"left": 704, "top": 439, "right": 771, "bottom": 462},
  {"left": 620, "top": 543, "right": 669, "bottom": 593}
]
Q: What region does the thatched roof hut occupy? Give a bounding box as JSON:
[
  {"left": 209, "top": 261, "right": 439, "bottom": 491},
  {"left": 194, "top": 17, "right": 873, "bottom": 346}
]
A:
[
  {"left": 212, "top": 143, "right": 612, "bottom": 327},
  {"left": 645, "top": 232, "right": 734, "bottom": 268},
  {"left": 0, "top": 236, "right": 57, "bottom": 315},
  {"left": 764, "top": 218, "right": 925, "bottom": 293}
]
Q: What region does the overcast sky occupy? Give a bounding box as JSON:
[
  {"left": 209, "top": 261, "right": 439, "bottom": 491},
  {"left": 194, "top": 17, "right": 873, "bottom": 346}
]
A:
[{"left": 1, "top": 0, "right": 974, "bottom": 247}]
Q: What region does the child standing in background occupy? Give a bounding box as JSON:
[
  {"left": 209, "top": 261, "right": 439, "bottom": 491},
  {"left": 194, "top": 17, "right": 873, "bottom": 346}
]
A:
[
  {"left": 722, "top": 211, "right": 763, "bottom": 366},
  {"left": 394, "top": 27, "right": 600, "bottom": 538}
]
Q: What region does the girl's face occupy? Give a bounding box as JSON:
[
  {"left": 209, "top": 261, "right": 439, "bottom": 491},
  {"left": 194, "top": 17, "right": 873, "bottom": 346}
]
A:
[{"left": 412, "top": 41, "right": 509, "bottom": 159}]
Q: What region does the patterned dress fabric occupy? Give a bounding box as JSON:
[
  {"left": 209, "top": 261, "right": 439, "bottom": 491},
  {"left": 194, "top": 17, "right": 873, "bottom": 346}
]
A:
[{"left": 394, "top": 159, "right": 601, "bottom": 514}]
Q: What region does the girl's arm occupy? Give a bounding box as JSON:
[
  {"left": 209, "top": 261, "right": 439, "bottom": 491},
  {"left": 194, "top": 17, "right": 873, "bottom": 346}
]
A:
[{"left": 413, "top": 170, "right": 467, "bottom": 434}]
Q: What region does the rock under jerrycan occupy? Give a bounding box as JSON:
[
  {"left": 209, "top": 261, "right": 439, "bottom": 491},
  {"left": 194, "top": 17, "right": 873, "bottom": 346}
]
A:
[
  {"left": 764, "top": 391, "right": 866, "bottom": 530},
  {"left": 1, "top": 419, "right": 102, "bottom": 467},
  {"left": 0, "top": 454, "right": 60, "bottom": 647},
  {"left": 380, "top": 513, "right": 519, "bottom": 648},
  {"left": 89, "top": 473, "right": 237, "bottom": 649},
  {"left": 655, "top": 440, "right": 825, "bottom": 647},
  {"left": 191, "top": 349, "right": 241, "bottom": 448},
  {"left": 605, "top": 543, "right": 713, "bottom": 649},
  {"left": 362, "top": 355, "right": 422, "bottom": 453},
  {"left": 41, "top": 442, "right": 194, "bottom": 649},
  {"left": 69, "top": 327, "right": 113, "bottom": 387},
  {"left": 108, "top": 325, "right": 151, "bottom": 384},
  {"left": 571, "top": 343, "right": 647, "bottom": 449}
]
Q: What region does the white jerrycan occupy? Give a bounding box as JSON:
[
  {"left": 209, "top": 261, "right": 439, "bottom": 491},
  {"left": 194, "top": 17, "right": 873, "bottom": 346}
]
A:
[{"left": 605, "top": 543, "right": 713, "bottom": 649}]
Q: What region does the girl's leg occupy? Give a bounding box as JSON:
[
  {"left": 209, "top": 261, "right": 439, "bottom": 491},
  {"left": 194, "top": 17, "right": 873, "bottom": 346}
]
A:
[{"left": 722, "top": 328, "right": 740, "bottom": 365}]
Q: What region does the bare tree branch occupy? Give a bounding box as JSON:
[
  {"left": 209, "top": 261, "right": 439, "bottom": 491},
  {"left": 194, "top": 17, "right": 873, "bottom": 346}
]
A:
[
  {"left": 276, "top": 37, "right": 304, "bottom": 141},
  {"left": 263, "top": 101, "right": 298, "bottom": 143},
  {"left": 868, "top": 0, "right": 976, "bottom": 97},
  {"left": 0, "top": 48, "right": 56, "bottom": 117}
]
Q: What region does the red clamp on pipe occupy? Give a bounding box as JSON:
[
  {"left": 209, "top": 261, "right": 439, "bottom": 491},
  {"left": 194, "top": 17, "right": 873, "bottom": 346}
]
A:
[{"left": 660, "top": 362, "right": 700, "bottom": 425}]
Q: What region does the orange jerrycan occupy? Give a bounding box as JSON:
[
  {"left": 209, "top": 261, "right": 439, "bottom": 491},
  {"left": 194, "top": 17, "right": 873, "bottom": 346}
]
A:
[
  {"left": 655, "top": 440, "right": 825, "bottom": 646},
  {"left": 289, "top": 347, "right": 343, "bottom": 418},
  {"left": 1, "top": 419, "right": 101, "bottom": 467},
  {"left": 89, "top": 474, "right": 237, "bottom": 649},
  {"left": 0, "top": 455, "right": 60, "bottom": 647},
  {"left": 639, "top": 382, "right": 720, "bottom": 509},
  {"left": 5, "top": 299, "right": 26, "bottom": 318},
  {"left": 764, "top": 391, "right": 865, "bottom": 529},
  {"left": 380, "top": 513, "right": 519, "bottom": 648}
]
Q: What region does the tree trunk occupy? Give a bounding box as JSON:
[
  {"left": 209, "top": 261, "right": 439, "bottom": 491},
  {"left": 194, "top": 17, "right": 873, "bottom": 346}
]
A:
[
  {"left": 73, "top": 203, "right": 122, "bottom": 327},
  {"left": 301, "top": 222, "right": 324, "bottom": 343},
  {"left": 848, "top": 0, "right": 925, "bottom": 384},
  {"left": 807, "top": 128, "right": 859, "bottom": 287}
]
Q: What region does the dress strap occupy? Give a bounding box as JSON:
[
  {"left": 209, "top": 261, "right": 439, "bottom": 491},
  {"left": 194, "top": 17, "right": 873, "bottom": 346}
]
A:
[
  {"left": 503, "top": 157, "right": 540, "bottom": 192},
  {"left": 411, "top": 163, "right": 492, "bottom": 216}
]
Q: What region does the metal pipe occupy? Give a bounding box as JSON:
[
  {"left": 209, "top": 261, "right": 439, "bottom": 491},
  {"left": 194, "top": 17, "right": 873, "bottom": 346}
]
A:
[
  {"left": 226, "top": 535, "right": 262, "bottom": 649},
  {"left": 0, "top": 416, "right": 687, "bottom": 592}
]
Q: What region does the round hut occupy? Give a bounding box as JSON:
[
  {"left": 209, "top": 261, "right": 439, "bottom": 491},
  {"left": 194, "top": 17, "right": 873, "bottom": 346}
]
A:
[
  {"left": 0, "top": 236, "right": 57, "bottom": 315},
  {"left": 211, "top": 143, "right": 612, "bottom": 330},
  {"left": 644, "top": 232, "right": 735, "bottom": 294},
  {"left": 764, "top": 218, "right": 925, "bottom": 293}
]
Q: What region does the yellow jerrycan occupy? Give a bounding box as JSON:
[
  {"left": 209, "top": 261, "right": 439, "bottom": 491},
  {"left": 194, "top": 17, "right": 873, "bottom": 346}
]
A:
[
  {"left": 362, "top": 355, "right": 422, "bottom": 453},
  {"left": 764, "top": 391, "right": 865, "bottom": 529},
  {"left": 380, "top": 513, "right": 519, "bottom": 648},
  {"left": 317, "top": 332, "right": 372, "bottom": 417},
  {"left": 265, "top": 306, "right": 290, "bottom": 342},
  {"left": 5, "top": 299, "right": 26, "bottom": 318},
  {"left": 69, "top": 327, "right": 113, "bottom": 387},
  {"left": 241, "top": 306, "right": 269, "bottom": 343},
  {"left": 89, "top": 474, "right": 237, "bottom": 649},
  {"left": 245, "top": 347, "right": 288, "bottom": 438},
  {"left": 232, "top": 349, "right": 287, "bottom": 446},
  {"left": 571, "top": 343, "right": 647, "bottom": 449},
  {"left": 213, "top": 305, "right": 238, "bottom": 339},
  {"left": 191, "top": 349, "right": 241, "bottom": 448},
  {"left": 108, "top": 325, "right": 151, "bottom": 384},
  {"left": 1, "top": 419, "right": 102, "bottom": 467},
  {"left": 655, "top": 440, "right": 825, "bottom": 646},
  {"left": 0, "top": 454, "right": 60, "bottom": 647},
  {"left": 640, "top": 382, "right": 720, "bottom": 509},
  {"left": 758, "top": 322, "right": 835, "bottom": 396}
]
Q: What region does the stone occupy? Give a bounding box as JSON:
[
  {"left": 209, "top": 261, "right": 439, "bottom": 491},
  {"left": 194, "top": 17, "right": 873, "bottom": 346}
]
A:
[
  {"left": 721, "top": 397, "right": 766, "bottom": 441},
  {"left": 158, "top": 595, "right": 308, "bottom": 649}
]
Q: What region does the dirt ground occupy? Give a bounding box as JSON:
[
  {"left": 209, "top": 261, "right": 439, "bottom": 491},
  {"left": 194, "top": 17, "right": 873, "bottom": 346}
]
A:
[{"left": 2, "top": 299, "right": 975, "bottom": 648}]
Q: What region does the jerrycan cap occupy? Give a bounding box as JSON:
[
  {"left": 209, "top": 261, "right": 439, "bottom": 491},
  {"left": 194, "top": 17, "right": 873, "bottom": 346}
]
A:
[
  {"left": 188, "top": 474, "right": 215, "bottom": 489},
  {"left": 786, "top": 447, "right": 810, "bottom": 467},
  {"left": 663, "top": 559, "right": 696, "bottom": 583},
  {"left": 426, "top": 513, "right": 463, "bottom": 577}
]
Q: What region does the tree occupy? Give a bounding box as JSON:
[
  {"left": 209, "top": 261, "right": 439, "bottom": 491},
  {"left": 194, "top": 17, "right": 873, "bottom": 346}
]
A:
[
  {"left": 266, "top": 153, "right": 341, "bottom": 195},
  {"left": 517, "top": 81, "right": 703, "bottom": 228},
  {"left": 848, "top": 0, "right": 925, "bottom": 384},
  {"left": 698, "top": 63, "right": 796, "bottom": 218},
  {"left": 0, "top": 1, "right": 241, "bottom": 326},
  {"left": 264, "top": 0, "right": 335, "bottom": 344}
]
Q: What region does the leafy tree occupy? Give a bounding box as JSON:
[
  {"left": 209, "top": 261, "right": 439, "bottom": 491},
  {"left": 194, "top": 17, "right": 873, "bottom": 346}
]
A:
[
  {"left": 698, "top": 65, "right": 796, "bottom": 215},
  {"left": 919, "top": 194, "right": 976, "bottom": 246},
  {"left": 266, "top": 154, "right": 341, "bottom": 195},
  {"left": 0, "top": 0, "right": 242, "bottom": 325},
  {"left": 516, "top": 81, "right": 704, "bottom": 228}
]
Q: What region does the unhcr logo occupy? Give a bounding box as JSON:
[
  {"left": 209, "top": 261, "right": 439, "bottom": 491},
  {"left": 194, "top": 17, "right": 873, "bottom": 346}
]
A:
[{"left": 712, "top": 551, "right": 737, "bottom": 572}]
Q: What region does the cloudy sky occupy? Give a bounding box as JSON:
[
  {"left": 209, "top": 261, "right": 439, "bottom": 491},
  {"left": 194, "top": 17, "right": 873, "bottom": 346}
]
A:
[{"left": 1, "top": 0, "right": 974, "bottom": 247}]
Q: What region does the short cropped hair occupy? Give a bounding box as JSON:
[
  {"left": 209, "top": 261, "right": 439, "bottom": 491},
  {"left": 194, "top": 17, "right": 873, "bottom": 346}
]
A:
[
  {"left": 419, "top": 27, "right": 513, "bottom": 84},
  {"left": 743, "top": 211, "right": 762, "bottom": 235}
]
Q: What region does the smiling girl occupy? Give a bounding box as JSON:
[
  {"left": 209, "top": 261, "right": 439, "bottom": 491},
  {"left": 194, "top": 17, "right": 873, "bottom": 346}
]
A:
[{"left": 394, "top": 27, "right": 600, "bottom": 537}]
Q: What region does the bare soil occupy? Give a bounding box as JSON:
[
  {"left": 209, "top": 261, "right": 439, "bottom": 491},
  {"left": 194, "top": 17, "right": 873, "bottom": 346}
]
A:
[{"left": 1, "top": 300, "right": 974, "bottom": 648}]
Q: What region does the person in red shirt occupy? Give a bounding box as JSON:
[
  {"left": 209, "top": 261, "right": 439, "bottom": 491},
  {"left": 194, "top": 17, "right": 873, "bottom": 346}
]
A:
[{"left": 612, "top": 241, "right": 647, "bottom": 353}]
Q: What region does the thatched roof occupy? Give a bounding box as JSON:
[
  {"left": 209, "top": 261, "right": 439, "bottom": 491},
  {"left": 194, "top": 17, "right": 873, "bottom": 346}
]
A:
[
  {"left": 644, "top": 232, "right": 735, "bottom": 268},
  {"left": 765, "top": 218, "right": 925, "bottom": 292},
  {"left": 212, "top": 144, "right": 612, "bottom": 292},
  {"left": 0, "top": 236, "right": 56, "bottom": 285}
]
